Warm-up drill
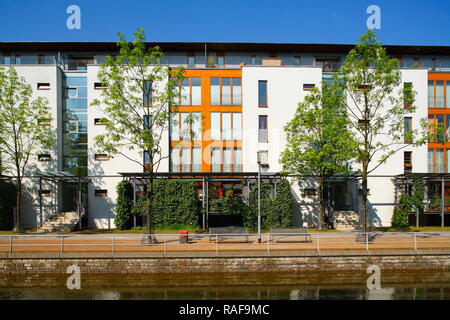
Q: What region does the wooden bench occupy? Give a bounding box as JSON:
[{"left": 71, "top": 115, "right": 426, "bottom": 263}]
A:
[
  {"left": 269, "top": 227, "right": 312, "bottom": 243},
  {"left": 208, "top": 227, "right": 249, "bottom": 243}
]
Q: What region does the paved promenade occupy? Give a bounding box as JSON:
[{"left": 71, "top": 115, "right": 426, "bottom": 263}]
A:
[{"left": 1, "top": 232, "right": 450, "bottom": 258}]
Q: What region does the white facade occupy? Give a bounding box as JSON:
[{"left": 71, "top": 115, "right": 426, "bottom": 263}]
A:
[{"left": 1, "top": 43, "right": 447, "bottom": 230}]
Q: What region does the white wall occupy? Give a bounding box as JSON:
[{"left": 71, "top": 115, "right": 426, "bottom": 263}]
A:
[{"left": 10, "top": 66, "right": 62, "bottom": 228}]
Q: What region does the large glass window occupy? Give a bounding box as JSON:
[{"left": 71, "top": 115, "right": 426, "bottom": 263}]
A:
[
  {"left": 232, "top": 113, "right": 242, "bottom": 140},
  {"left": 192, "top": 77, "right": 201, "bottom": 105},
  {"left": 144, "top": 81, "right": 152, "bottom": 106},
  {"left": 259, "top": 115, "right": 268, "bottom": 142},
  {"left": 210, "top": 77, "right": 241, "bottom": 106},
  {"left": 170, "top": 148, "right": 180, "bottom": 172},
  {"left": 180, "top": 113, "right": 190, "bottom": 140},
  {"left": 223, "top": 148, "right": 232, "bottom": 172},
  {"left": 222, "top": 113, "right": 232, "bottom": 140},
  {"left": 404, "top": 117, "right": 412, "bottom": 143},
  {"left": 211, "top": 112, "right": 221, "bottom": 140},
  {"left": 436, "top": 149, "right": 444, "bottom": 173},
  {"left": 258, "top": 80, "right": 267, "bottom": 107},
  {"left": 170, "top": 114, "right": 179, "bottom": 141},
  {"left": 447, "top": 82, "right": 450, "bottom": 108},
  {"left": 181, "top": 147, "right": 190, "bottom": 172},
  {"left": 181, "top": 79, "right": 190, "bottom": 106},
  {"left": 192, "top": 112, "right": 202, "bottom": 140},
  {"left": 192, "top": 148, "right": 202, "bottom": 172},
  {"left": 428, "top": 149, "right": 434, "bottom": 173},
  {"left": 436, "top": 81, "right": 445, "bottom": 108},
  {"left": 222, "top": 78, "right": 232, "bottom": 105},
  {"left": 211, "top": 148, "right": 221, "bottom": 172},
  {"left": 234, "top": 148, "right": 242, "bottom": 172},
  {"left": 428, "top": 81, "right": 434, "bottom": 108}
]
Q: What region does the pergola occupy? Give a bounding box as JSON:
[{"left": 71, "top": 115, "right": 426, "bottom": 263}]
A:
[
  {"left": 394, "top": 172, "right": 450, "bottom": 227},
  {"left": 118, "top": 171, "right": 287, "bottom": 229}
]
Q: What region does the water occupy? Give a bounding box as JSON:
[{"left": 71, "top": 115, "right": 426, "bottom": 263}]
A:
[{"left": 0, "top": 271, "right": 449, "bottom": 300}]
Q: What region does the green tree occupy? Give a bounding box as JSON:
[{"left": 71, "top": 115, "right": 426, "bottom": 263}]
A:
[
  {"left": 0, "top": 66, "right": 55, "bottom": 231},
  {"left": 335, "top": 30, "right": 431, "bottom": 233},
  {"left": 281, "top": 81, "right": 357, "bottom": 230},
  {"left": 91, "top": 29, "right": 184, "bottom": 240}
]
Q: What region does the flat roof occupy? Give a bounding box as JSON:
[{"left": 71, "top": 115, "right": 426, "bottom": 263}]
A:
[{"left": 1, "top": 42, "right": 450, "bottom": 55}]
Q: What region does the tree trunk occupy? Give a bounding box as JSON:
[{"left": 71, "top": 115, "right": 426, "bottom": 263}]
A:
[
  {"left": 14, "top": 184, "right": 21, "bottom": 232},
  {"left": 145, "top": 157, "right": 156, "bottom": 243},
  {"left": 319, "top": 176, "right": 325, "bottom": 231},
  {"left": 361, "top": 166, "right": 368, "bottom": 234}
]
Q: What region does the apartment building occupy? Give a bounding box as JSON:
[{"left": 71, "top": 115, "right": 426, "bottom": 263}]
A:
[{"left": 1, "top": 42, "right": 449, "bottom": 229}]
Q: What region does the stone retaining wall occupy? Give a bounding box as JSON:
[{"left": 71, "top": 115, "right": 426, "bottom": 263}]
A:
[{"left": 1, "top": 254, "right": 450, "bottom": 274}]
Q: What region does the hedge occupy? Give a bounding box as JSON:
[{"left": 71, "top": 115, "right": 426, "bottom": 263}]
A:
[
  {"left": 132, "top": 179, "right": 201, "bottom": 227},
  {"left": 0, "top": 180, "right": 17, "bottom": 230},
  {"left": 114, "top": 180, "right": 134, "bottom": 230},
  {"left": 243, "top": 179, "right": 293, "bottom": 229}
]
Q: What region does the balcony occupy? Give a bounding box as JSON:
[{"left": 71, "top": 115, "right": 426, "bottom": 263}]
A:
[{"left": 67, "top": 57, "right": 96, "bottom": 71}]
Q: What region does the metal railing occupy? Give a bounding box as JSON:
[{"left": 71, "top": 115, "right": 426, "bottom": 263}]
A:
[{"left": 1, "top": 232, "right": 450, "bottom": 258}]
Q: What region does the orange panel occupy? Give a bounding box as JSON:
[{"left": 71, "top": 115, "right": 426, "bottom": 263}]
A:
[{"left": 170, "top": 69, "right": 242, "bottom": 172}]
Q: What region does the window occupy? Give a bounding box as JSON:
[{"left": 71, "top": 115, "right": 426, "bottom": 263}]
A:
[
  {"left": 404, "top": 117, "right": 412, "bottom": 143},
  {"left": 294, "top": 56, "right": 301, "bottom": 66},
  {"left": 94, "top": 154, "right": 109, "bottom": 161},
  {"left": 429, "top": 80, "right": 449, "bottom": 108},
  {"left": 404, "top": 151, "right": 412, "bottom": 173},
  {"left": 95, "top": 190, "right": 108, "bottom": 197},
  {"left": 257, "top": 150, "right": 269, "bottom": 167},
  {"left": 170, "top": 112, "right": 201, "bottom": 141},
  {"left": 436, "top": 149, "right": 444, "bottom": 173},
  {"left": 428, "top": 80, "right": 435, "bottom": 108},
  {"left": 303, "top": 84, "right": 315, "bottom": 91},
  {"left": 211, "top": 147, "right": 221, "bottom": 172},
  {"left": 223, "top": 148, "right": 233, "bottom": 172},
  {"left": 251, "top": 55, "right": 256, "bottom": 65},
  {"left": 428, "top": 149, "right": 434, "bottom": 173},
  {"left": 258, "top": 115, "right": 268, "bottom": 142},
  {"left": 181, "top": 147, "right": 190, "bottom": 172},
  {"left": 428, "top": 114, "right": 445, "bottom": 142},
  {"left": 175, "top": 77, "right": 201, "bottom": 106},
  {"left": 143, "top": 81, "right": 152, "bottom": 106},
  {"left": 37, "top": 83, "right": 50, "bottom": 90},
  {"left": 94, "top": 82, "right": 107, "bottom": 89},
  {"left": 192, "top": 148, "right": 202, "bottom": 172},
  {"left": 38, "top": 154, "right": 51, "bottom": 162},
  {"left": 258, "top": 80, "right": 267, "bottom": 107},
  {"left": 94, "top": 118, "right": 107, "bottom": 125},
  {"left": 211, "top": 112, "right": 221, "bottom": 140},
  {"left": 303, "top": 189, "right": 317, "bottom": 196},
  {"left": 188, "top": 53, "right": 195, "bottom": 68},
  {"left": 210, "top": 112, "right": 242, "bottom": 141},
  {"left": 436, "top": 81, "right": 444, "bottom": 108},
  {"left": 170, "top": 147, "right": 180, "bottom": 172},
  {"left": 234, "top": 148, "right": 242, "bottom": 172},
  {"left": 232, "top": 113, "right": 242, "bottom": 140},
  {"left": 144, "top": 115, "right": 152, "bottom": 130},
  {"left": 210, "top": 77, "right": 241, "bottom": 106},
  {"left": 403, "top": 82, "right": 413, "bottom": 108}
]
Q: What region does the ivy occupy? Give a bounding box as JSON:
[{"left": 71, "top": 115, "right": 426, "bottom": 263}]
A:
[
  {"left": 132, "top": 179, "right": 201, "bottom": 227},
  {"left": 0, "top": 180, "right": 17, "bottom": 230},
  {"left": 114, "top": 180, "right": 134, "bottom": 230},
  {"left": 243, "top": 180, "right": 293, "bottom": 230}
]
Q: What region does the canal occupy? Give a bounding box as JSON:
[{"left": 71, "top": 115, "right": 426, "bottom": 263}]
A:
[{"left": 0, "top": 270, "right": 449, "bottom": 300}]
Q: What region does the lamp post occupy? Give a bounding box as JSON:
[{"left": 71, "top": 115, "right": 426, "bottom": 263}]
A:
[{"left": 257, "top": 151, "right": 262, "bottom": 243}]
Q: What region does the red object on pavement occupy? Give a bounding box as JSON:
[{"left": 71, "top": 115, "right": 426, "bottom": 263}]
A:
[{"left": 179, "top": 230, "right": 189, "bottom": 243}]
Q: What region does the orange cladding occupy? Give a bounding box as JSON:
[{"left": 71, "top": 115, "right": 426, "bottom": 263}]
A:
[{"left": 170, "top": 69, "right": 242, "bottom": 172}]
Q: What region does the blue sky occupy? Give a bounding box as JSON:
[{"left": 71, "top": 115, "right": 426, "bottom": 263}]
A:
[{"left": 0, "top": 0, "right": 449, "bottom": 45}]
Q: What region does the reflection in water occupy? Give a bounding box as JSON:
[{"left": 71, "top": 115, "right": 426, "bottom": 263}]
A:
[{"left": 0, "top": 271, "right": 449, "bottom": 300}]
